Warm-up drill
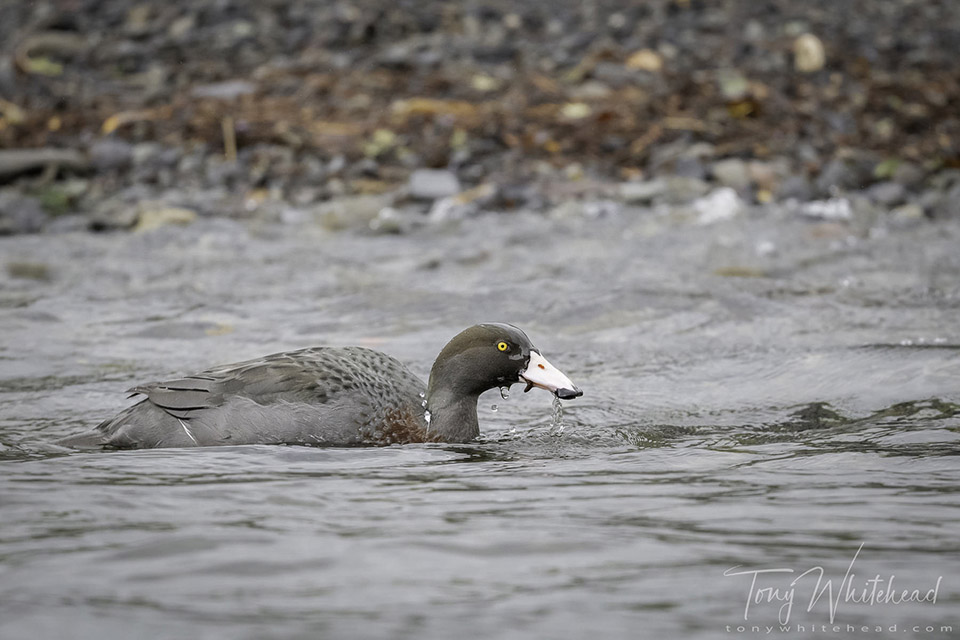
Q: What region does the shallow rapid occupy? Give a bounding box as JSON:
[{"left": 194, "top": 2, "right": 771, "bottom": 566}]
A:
[{"left": 1, "top": 202, "right": 958, "bottom": 638}]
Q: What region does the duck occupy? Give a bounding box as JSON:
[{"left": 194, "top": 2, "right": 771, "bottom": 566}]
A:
[{"left": 57, "top": 323, "right": 582, "bottom": 449}]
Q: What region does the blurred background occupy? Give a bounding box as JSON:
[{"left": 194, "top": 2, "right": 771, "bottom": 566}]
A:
[
  {"left": 0, "top": 0, "right": 958, "bottom": 230},
  {"left": 1, "top": 2, "right": 959, "bottom": 640}
]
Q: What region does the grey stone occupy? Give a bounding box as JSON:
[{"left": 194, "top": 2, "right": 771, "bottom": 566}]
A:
[
  {"left": 88, "top": 200, "right": 138, "bottom": 231},
  {"left": 777, "top": 175, "right": 814, "bottom": 201},
  {"left": 44, "top": 214, "right": 89, "bottom": 234},
  {"left": 888, "top": 203, "right": 925, "bottom": 229},
  {"left": 800, "top": 197, "right": 852, "bottom": 221},
  {"left": 314, "top": 194, "right": 392, "bottom": 231},
  {"left": 865, "top": 181, "right": 906, "bottom": 207},
  {"left": 89, "top": 139, "right": 133, "bottom": 172},
  {"left": 934, "top": 184, "right": 960, "bottom": 218},
  {"left": 408, "top": 169, "right": 461, "bottom": 200},
  {"left": 891, "top": 161, "right": 926, "bottom": 189},
  {"left": 815, "top": 158, "right": 872, "bottom": 195},
  {"left": 619, "top": 180, "right": 666, "bottom": 204},
  {"left": 748, "top": 159, "right": 790, "bottom": 192},
  {"left": 928, "top": 169, "right": 960, "bottom": 192},
  {"left": 711, "top": 158, "right": 751, "bottom": 191},
  {"left": 674, "top": 157, "right": 707, "bottom": 180},
  {"left": 191, "top": 80, "right": 256, "bottom": 100},
  {"left": 919, "top": 184, "right": 960, "bottom": 219},
  {"left": 694, "top": 187, "right": 744, "bottom": 225},
  {"left": 0, "top": 192, "right": 48, "bottom": 235},
  {"left": 662, "top": 176, "right": 710, "bottom": 204}
]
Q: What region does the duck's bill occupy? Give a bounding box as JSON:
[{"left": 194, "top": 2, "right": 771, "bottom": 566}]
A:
[{"left": 520, "top": 350, "right": 583, "bottom": 399}]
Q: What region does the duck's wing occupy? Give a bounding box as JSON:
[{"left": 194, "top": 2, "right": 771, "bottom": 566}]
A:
[
  {"left": 57, "top": 346, "right": 427, "bottom": 449},
  {"left": 128, "top": 350, "right": 333, "bottom": 420}
]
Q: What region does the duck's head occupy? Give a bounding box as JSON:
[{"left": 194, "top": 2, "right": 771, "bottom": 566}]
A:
[{"left": 428, "top": 323, "right": 583, "bottom": 400}]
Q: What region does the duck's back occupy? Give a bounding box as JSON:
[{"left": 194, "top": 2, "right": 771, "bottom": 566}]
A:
[{"left": 77, "top": 347, "right": 430, "bottom": 448}]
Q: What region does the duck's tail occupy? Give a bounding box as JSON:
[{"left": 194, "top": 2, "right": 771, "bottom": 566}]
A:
[{"left": 55, "top": 426, "right": 107, "bottom": 449}]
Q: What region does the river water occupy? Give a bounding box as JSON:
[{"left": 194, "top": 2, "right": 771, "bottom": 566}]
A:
[{"left": 1, "top": 201, "right": 958, "bottom": 639}]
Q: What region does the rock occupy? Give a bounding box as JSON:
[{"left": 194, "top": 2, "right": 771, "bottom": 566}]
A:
[
  {"left": 918, "top": 189, "right": 944, "bottom": 217},
  {"left": 711, "top": 158, "right": 751, "bottom": 192},
  {"left": 936, "top": 184, "right": 960, "bottom": 218},
  {"left": 918, "top": 180, "right": 960, "bottom": 219},
  {"left": 88, "top": 199, "right": 138, "bottom": 231},
  {"left": 191, "top": 80, "right": 256, "bottom": 100},
  {"left": 0, "top": 192, "right": 48, "bottom": 234},
  {"left": 890, "top": 162, "right": 926, "bottom": 189},
  {"left": 619, "top": 180, "right": 666, "bottom": 204},
  {"left": 547, "top": 201, "right": 583, "bottom": 220},
  {"left": 694, "top": 187, "right": 744, "bottom": 225},
  {"left": 408, "top": 169, "right": 461, "bottom": 200},
  {"left": 583, "top": 200, "right": 622, "bottom": 218},
  {"left": 716, "top": 68, "right": 750, "bottom": 101},
  {"left": 44, "top": 214, "right": 88, "bottom": 234},
  {"left": 747, "top": 159, "right": 789, "bottom": 193},
  {"left": 815, "top": 158, "right": 873, "bottom": 195},
  {"left": 928, "top": 169, "right": 960, "bottom": 192},
  {"left": 134, "top": 207, "right": 198, "bottom": 232},
  {"left": 428, "top": 183, "right": 497, "bottom": 222},
  {"left": 648, "top": 141, "right": 715, "bottom": 175},
  {"left": 0, "top": 148, "right": 89, "bottom": 180},
  {"left": 793, "top": 34, "right": 826, "bottom": 73},
  {"left": 6, "top": 261, "right": 52, "bottom": 281},
  {"left": 369, "top": 207, "right": 417, "bottom": 234},
  {"left": 314, "top": 194, "right": 392, "bottom": 230},
  {"left": 89, "top": 139, "right": 133, "bottom": 172},
  {"left": 625, "top": 49, "right": 663, "bottom": 72},
  {"left": 560, "top": 102, "right": 592, "bottom": 120},
  {"left": 674, "top": 157, "right": 707, "bottom": 180},
  {"left": 800, "top": 198, "right": 853, "bottom": 221},
  {"left": 864, "top": 181, "right": 906, "bottom": 207},
  {"left": 888, "top": 203, "right": 925, "bottom": 229},
  {"left": 777, "top": 175, "right": 814, "bottom": 201},
  {"left": 0, "top": 57, "right": 15, "bottom": 96},
  {"left": 662, "top": 176, "right": 710, "bottom": 204}
]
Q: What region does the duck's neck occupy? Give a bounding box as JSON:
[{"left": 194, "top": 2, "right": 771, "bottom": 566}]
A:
[{"left": 425, "top": 387, "right": 480, "bottom": 443}]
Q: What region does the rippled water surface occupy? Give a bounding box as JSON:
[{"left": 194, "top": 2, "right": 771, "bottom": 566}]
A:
[{"left": 2, "top": 207, "right": 959, "bottom": 638}]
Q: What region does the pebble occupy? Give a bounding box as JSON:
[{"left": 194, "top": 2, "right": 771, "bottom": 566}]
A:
[
  {"left": 694, "top": 187, "right": 744, "bottom": 225},
  {"left": 890, "top": 162, "right": 925, "bottom": 189},
  {"left": 711, "top": 158, "right": 751, "bottom": 192},
  {"left": 314, "top": 194, "right": 392, "bottom": 230},
  {"left": 618, "top": 180, "right": 665, "bottom": 204},
  {"left": 134, "top": 207, "right": 198, "bottom": 232},
  {"left": 191, "top": 80, "right": 257, "bottom": 100},
  {"left": 408, "top": 169, "right": 461, "bottom": 200},
  {"left": 673, "top": 157, "right": 707, "bottom": 181},
  {"left": 89, "top": 139, "right": 134, "bottom": 172},
  {"left": 815, "top": 158, "right": 872, "bottom": 195},
  {"left": 0, "top": 192, "right": 48, "bottom": 234},
  {"left": 888, "top": 203, "right": 925, "bottom": 229},
  {"left": 864, "top": 181, "right": 906, "bottom": 207},
  {"left": 800, "top": 198, "right": 853, "bottom": 221},
  {"left": 369, "top": 206, "right": 416, "bottom": 234},
  {"left": 663, "top": 176, "right": 710, "bottom": 204},
  {"left": 777, "top": 175, "right": 814, "bottom": 202},
  {"left": 793, "top": 34, "right": 826, "bottom": 73},
  {"left": 625, "top": 49, "right": 663, "bottom": 72}
]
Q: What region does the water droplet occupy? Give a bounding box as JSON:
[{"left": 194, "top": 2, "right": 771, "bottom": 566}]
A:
[
  {"left": 550, "top": 396, "right": 565, "bottom": 436},
  {"left": 499, "top": 386, "right": 510, "bottom": 400},
  {"left": 424, "top": 409, "right": 431, "bottom": 424},
  {"left": 490, "top": 404, "right": 498, "bottom": 412}
]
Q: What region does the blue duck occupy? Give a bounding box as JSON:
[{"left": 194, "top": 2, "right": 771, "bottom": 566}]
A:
[{"left": 58, "top": 323, "right": 582, "bottom": 448}]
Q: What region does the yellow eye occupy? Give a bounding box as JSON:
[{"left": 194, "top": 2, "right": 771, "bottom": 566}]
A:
[{"left": 497, "top": 341, "right": 509, "bottom": 352}]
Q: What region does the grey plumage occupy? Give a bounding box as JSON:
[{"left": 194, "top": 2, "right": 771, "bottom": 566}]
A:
[{"left": 57, "top": 324, "right": 581, "bottom": 450}]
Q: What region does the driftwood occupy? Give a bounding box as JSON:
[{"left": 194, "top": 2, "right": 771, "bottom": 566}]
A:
[{"left": 0, "top": 149, "right": 89, "bottom": 180}]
